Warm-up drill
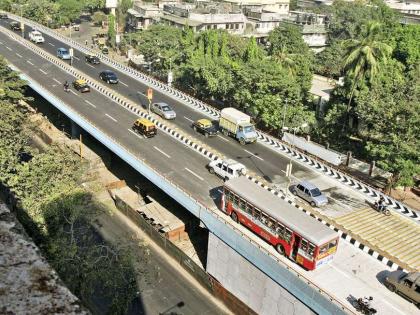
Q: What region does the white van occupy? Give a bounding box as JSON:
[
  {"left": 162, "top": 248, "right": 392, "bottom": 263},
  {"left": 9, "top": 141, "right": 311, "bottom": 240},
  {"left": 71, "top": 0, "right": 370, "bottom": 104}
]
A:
[
  {"left": 207, "top": 159, "right": 247, "bottom": 181},
  {"left": 29, "top": 30, "right": 44, "bottom": 44}
]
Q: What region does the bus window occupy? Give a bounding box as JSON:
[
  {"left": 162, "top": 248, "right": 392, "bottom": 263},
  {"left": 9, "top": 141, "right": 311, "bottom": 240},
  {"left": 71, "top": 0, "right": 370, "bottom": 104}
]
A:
[
  {"left": 300, "top": 239, "right": 308, "bottom": 252},
  {"left": 267, "top": 217, "right": 274, "bottom": 230},
  {"left": 224, "top": 190, "right": 231, "bottom": 201},
  {"left": 233, "top": 195, "right": 239, "bottom": 207},
  {"left": 319, "top": 244, "right": 328, "bottom": 254},
  {"left": 246, "top": 204, "right": 253, "bottom": 215},
  {"left": 252, "top": 208, "right": 261, "bottom": 220},
  {"left": 276, "top": 223, "right": 284, "bottom": 236},
  {"left": 260, "top": 213, "right": 268, "bottom": 225},
  {"left": 308, "top": 243, "right": 315, "bottom": 256},
  {"left": 284, "top": 228, "right": 292, "bottom": 243},
  {"left": 239, "top": 199, "right": 246, "bottom": 212},
  {"left": 328, "top": 239, "right": 337, "bottom": 249}
]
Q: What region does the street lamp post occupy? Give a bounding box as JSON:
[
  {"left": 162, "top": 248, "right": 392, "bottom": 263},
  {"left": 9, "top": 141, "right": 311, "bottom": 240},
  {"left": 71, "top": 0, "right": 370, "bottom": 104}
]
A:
[{"left": 281, "top": 98, "right": 288, "bottom": 131}]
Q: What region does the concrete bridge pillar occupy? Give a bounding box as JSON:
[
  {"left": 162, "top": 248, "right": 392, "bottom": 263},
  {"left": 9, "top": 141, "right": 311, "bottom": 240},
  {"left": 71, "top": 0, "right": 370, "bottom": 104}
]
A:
[{"left": 71, "top": 120, "right": 81, "bottom": 139}]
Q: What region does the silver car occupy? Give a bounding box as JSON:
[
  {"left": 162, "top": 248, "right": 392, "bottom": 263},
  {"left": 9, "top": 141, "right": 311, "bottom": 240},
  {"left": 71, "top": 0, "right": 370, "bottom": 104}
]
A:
[
  {"left": 152, "top": 102, "right": 176, "bottom": 120},
  {"left": 292, "top": 181, "right": 328, "bottom": 207}
]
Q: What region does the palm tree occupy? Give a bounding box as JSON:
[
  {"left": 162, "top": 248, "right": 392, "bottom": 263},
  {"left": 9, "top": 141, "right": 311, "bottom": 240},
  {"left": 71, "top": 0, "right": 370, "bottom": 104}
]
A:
[
  {"left": 274, "top": 45, "right": 296, "bottom": 76},
  {"left": 343, "top": 22, "right": 392, "bottom": 113}
]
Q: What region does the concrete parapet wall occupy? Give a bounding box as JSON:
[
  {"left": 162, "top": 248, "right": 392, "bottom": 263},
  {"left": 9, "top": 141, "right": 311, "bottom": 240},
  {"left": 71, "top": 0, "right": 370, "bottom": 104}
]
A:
[{"left": 207, "top": 232, "right": 316, "bottom": 315}]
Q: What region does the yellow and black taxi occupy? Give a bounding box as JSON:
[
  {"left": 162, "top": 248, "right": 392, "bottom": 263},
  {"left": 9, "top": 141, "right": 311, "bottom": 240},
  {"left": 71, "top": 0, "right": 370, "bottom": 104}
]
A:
[
  {"left": 72, "top": 79, "right": 90, "bottom": 93},
  {"left": 192, "top": 118, "right": 218, "bottom": 137},
  {"left": 85, "top": 53, "right": 100, "bottom": 65},
  {"left": 132, "top": 118, "right": 157, "bottom": 138}
]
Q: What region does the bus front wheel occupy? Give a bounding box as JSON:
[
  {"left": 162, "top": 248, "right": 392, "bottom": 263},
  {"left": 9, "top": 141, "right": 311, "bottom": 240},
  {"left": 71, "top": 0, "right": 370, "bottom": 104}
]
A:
[
  {"left": 231, "top": 211, "right": 239, "bottom": 223},
  {"left": 276, "top": 244, "right": 285, "bottom": 256}
]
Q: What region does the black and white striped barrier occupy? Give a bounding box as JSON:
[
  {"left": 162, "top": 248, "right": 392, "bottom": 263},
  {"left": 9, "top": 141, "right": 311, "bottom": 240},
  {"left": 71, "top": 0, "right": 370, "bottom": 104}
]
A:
[{"left": 8, "top": 13, "right": 418, "bottom": 223}]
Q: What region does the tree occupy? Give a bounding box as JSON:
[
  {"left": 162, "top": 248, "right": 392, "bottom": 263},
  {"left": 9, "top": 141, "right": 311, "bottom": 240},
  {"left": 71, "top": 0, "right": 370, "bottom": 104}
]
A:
[
  {"left": 273, "top": 45, "right": 296, "bottom": 75},
  {"left": 314, "top": 41, "right": 345, "bottom": 78},
  {"left": 243, "top": 36, "right": 264, "bottom": 62},
  {"left": 268, "top": 24, "right": 310, "bottom": 55},
  {"left": 92, "top": 10, "right": 107, "bottom": 26},
  {"left": 22, "top": 0, "right": 59, "bottom": 27},
  {"left": 108, "top": 14, "right": 116, "bottom": 47},
  {"left": 57, "top": 0, "right": 84, "bottom": 24},
  {"left": 343, "top": 21, "right": 392, "bottom": 112},
  {"left": 117, "top": 0, "right": 133, "bottom": 31},
  {"left": 393, "top": 24, "right": 420, "bottom": 67},
  {"left": 83, "top": 0, "right": 105, "bottom": 13},
  {"left": 355, "top": 60, "right": 419, "bottom": 187}
]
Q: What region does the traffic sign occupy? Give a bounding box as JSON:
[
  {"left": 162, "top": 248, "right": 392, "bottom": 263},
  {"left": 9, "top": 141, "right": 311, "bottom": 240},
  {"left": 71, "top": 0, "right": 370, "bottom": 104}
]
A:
[{"left": 147, "top": 88, "right": 153, "bottom": 100}]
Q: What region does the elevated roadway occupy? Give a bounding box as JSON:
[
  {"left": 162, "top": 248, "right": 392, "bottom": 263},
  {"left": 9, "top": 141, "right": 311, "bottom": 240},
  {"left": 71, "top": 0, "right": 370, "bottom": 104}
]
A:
[{"left": 0, "top": 19, "right": 418, "bottom": 314}]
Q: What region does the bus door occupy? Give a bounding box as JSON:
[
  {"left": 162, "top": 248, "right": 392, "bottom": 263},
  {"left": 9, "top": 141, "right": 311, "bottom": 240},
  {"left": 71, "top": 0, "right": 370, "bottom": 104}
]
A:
[{"left": 291, "top": 234, "right": 301, "bottom": 259}]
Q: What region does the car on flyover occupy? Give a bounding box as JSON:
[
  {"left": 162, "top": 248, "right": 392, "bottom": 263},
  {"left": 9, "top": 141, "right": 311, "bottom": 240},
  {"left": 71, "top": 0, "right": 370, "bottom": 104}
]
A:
[
  {"left": 85, "top": 54, "right": 100, "bottom": 65},
  {"left": 0, "top": 13, "right": 8, "bottom": 19},
  {"left": 72, "top": 79, "right": 90, "bottom": 93},
  {"left": 132, "top": 118, "right": 157, "bottom": 138},
  {"left": 151, "top": 102, "right": 176, "bottom": 120},
  {"left": 207, "top": 159, "right": 247, "bottom": 181},
  {"left": 10, "top": 21, "right": 21, "bottom": 31},
  {"left": 291, "top": 181, "right": 328, "bottom": 207},
  {"left": 192, "top": 119, "right": 218, "bottom": 137},
  {"left": 99, "top": 70, "right": 118, "bottom": 84},
  {"left": 57, "top": 48, "right": 71, "bottom": 60}
]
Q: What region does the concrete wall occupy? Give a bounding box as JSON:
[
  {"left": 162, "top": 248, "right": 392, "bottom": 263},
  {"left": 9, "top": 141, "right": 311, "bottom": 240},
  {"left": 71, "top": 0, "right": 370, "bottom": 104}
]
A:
[{"left": 207, "top": 233, "right": 316, "bottom": 315}]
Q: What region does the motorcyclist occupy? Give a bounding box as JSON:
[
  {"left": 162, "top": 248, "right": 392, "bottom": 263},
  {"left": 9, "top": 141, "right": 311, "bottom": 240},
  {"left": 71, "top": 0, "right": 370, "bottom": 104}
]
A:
[
  {"left": 63, "top": 80, "right": 69, "bottom": 92},
  {"left": 361, "top": 296, "right": 373, "bottom": 307},
  {"left": 376, "top": 196, "right": 386, "bottom": 212}
]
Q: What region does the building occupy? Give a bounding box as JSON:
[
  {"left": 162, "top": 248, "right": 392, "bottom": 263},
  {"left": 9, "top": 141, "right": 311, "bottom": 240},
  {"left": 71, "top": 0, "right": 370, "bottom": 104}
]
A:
[
  {"left": 221, "top": 0, "right": 290, "bottom": 14},
  {"left": 161, "top": 3, "right": 247, "bottom": 34},
  {"left": 280, "top": 11, "right": 329, "bottom": 51},
  {"left": 127, "top": 4, "right": 162, "bottom": 30},
  {"left": 245, "top": 10, "right": 284, "bottom": 36}
]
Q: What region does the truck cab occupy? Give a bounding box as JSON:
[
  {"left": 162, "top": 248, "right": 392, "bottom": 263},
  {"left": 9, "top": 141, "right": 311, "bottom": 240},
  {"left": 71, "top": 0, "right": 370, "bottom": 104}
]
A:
[
  {"left": 29, "top": 30, "right": 45, "bottom": 43},
  {"left": 207, "top": 159, "right": 247, "bottom": 181},
  {"left": 219, "top": 107, "right": 257, "bottom": 145}
]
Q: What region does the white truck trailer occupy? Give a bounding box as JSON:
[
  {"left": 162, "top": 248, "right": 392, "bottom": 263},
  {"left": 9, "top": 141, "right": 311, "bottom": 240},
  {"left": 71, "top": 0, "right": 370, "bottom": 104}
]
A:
[{"left": 219, "top": 107, "right": 257, "bottom": 145}]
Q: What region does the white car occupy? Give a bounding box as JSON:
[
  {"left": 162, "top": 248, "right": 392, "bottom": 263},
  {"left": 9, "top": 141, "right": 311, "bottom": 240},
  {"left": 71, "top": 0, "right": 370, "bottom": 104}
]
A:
[
  {"left": 29, "top": 30, "right": 44, "bottom": 44},
  {"left": 207, "top": 159, "right": 247, "bottom": 181}
]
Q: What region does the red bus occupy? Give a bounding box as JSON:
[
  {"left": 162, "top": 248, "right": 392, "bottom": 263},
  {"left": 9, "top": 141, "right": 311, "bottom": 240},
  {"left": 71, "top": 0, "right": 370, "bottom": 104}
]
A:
[{"left": 222, "top": 177, "right": 339, "bottom": 270}]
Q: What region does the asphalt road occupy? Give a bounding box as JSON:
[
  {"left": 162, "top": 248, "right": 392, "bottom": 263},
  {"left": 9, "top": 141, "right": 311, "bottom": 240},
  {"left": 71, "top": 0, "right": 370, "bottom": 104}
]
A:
[
  {"left": 0, "top": 19, "right": 369, "bottom": 216},
  {"left": 0, "top": 27, "right": 222, "bottom": 208}
]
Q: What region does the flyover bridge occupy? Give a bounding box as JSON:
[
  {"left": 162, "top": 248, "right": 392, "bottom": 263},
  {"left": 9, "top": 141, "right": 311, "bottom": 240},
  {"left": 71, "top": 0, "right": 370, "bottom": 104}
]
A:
[{"left": 0, "top": 13, "right": 418, "bottom": 315}]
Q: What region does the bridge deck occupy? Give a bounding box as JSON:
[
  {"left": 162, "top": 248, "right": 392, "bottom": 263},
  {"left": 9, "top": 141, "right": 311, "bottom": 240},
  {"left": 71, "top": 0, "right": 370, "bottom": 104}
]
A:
[{"left": 334, "top": 207, "right": 420, "bottom": 271}]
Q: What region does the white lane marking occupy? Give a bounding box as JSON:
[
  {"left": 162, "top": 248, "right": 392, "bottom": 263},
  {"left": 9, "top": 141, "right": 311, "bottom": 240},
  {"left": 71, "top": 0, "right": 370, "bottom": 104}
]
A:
[
  {"left": 26, "top": 60, "right": 34, "bottom": 66},
  {"left": 48, "top": 42, "right": 55, "bottom": 47},
  {"left": 119, "top": 81, "right": 128, "bottom": 87},
  {"left": 84, "top": 100, "right": 96, "bottom": 108},
  {"left": 105, "top": 113, "right": 117, "bottom": 122},
  {"left": 16, "top": 53, "right": 22, "bottom": 58},
  {"left": 39, "top": 69, "right": 47, "bottom": 75},
  {"left": 185, "top": 168, "right": 204, "bottom": 181},
  {"left": 153, "top": 146, "right": 171, "bottom": 158},
  {"left": 69, "top": 89, "right": 78, "bottom": 96},
  {"left": 53, "top": 78, "right": 61, "bottom": 85},
  {"left": 217, "top": 135, "right": 229, "bottom": 142},
  {"left": 330, "top": 264, "right": 351, "bottom": 279},
  {"left": 381, "top": 299, "right": 406, "bottom": 315},
  {"left": 137, "top": 91, "right": 146, "bottom": 97},
  {"left": 5, "top": 46, "right": 12, "bottom": 51},
  {"left": 87, "top": 64, "right": 95, "bottom": 69},
  {"left": 73, "top": 56, "right": 80, "bottom": 60},
  {"left": 128, "top": 129, "right": 145, "bottom": 140},
  {"left": 0, "top": 41, "right": 3, "bottom": 44},
  {"left": 183, "top": 116, "right": 194, "bottom": 122},
  {"left": 244, "top": 149, "right": 264, "bottom": 161}
]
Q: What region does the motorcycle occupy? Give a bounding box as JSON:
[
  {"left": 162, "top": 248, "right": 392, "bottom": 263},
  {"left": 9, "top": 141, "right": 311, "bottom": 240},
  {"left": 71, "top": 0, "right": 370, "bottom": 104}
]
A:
[
  {"left": 373, "top": 201, "right": 391, "bottom": 216},
  {"left": 355, "top": 296, "right": 377, "bottom": 315},
  {"left": 63, "top": 82, "right": 70, "bottom": 93}
]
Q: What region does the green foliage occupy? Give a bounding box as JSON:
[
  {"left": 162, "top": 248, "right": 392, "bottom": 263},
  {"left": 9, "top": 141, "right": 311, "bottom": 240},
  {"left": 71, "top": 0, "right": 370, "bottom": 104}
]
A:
[
  {"left": 0, "top": 56, "right": 30, "bottom": 103},
  {"left": 83, "top": 0, "right": 105, "bottom": 12},
  {"left": 268, "top": 24, "right": 310, "bottom": 55},
  {"left": 243, "top": 36, "right": 264, "bottom": 62},
  {"left": 393, "top": 24, "right": 420, "bottom": 67},
  {"left": 57, "top": 0, "right": 84, "bottom": 25},
  {"left": 314, "top": 41, "right": 345, "bottom": 78},
  {"left": 107, "top": 14, "right": 116, "bottom": 47},
  {"left": 92, "top": 10, "right": 107, "bottom": 26}
]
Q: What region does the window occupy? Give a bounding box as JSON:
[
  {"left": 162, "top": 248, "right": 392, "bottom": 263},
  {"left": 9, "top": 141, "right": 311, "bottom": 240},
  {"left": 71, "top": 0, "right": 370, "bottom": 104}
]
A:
[
  {"left": 319, "top": 244, "right": 328, "bottom": 254},
  {"left": 328, "top": 239, "right": 337, "bottom": 249},
  {"left": 284, "top": 228, "right": 292, "bottom": 243},
  {"left": 224, "top": 190, "right": 231, "bottom": 201},
  {"left": 239, "top": 199, "right": 246, "bottom": 212},
  {"left": 308, "top": 243, "right": 315, "bottom": 256},
  {"left": 260, "top": 213, "right": 269, "bottom": 225},
  {"left": 235, "top": 23, "right": 239, "bottom": 29},
  {"left": 233, "top": 195, "right": 239, "bottom": 207},
  {"left": 276, "top": 223, "right": 284, "bottom": 236},
  {"left": 297, "top": 184, "right": 304, "bottom": 191},
  {"left": 266, "top": 217, "right": 274, "bottom": 230},
  {"left": 245, "top": 204, "right": 253, "bottom": 215},
  {"left": 300, "top": 239, "right": 308, "bottom": 252},
  {"left": 222, "top": 164, "right": 228, "bottom": 172},
  {"left": 228, "top": 168, "right": 234, "bottom": 175},
  {"left": 252, "top": 208, "right": 261, "bottom": 220},
  {"left": 304, "top": 188, "right": 310, "bottom": 195}
]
